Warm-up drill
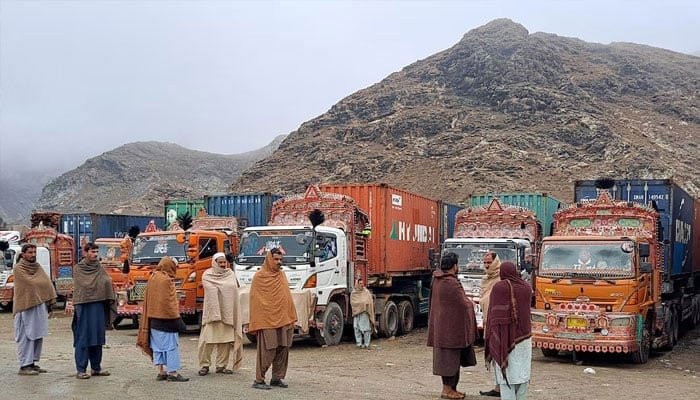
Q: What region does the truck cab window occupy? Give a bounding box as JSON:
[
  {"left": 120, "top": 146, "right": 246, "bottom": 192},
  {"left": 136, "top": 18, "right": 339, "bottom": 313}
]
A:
[
  {"left": 199, "top": 238, "right": 218, "bottom": 259},
  {"left": 318, "top": 234, "right": 337, "bottom": 262}
]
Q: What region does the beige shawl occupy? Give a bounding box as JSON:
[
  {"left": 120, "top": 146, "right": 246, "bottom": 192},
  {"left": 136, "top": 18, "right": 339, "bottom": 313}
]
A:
[
  {"left": 13, "top": 257, "right": 57, "bottom": 316},
  {"left": 480, "top": 255, "right": 502, "bottom": 331},
  {"left": 350, "top": 286, "right": 376, "bottom": 328}
]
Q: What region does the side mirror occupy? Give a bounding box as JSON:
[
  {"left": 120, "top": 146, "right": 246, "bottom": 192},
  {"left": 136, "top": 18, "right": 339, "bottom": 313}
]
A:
[{"left": 639, "top": 243, "right": 651, "bottom": 258}]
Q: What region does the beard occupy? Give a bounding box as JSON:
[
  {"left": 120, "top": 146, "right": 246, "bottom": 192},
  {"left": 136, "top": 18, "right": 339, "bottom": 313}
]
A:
[{"left": 25, "top": 256, "right": 37, "bottom": 263}]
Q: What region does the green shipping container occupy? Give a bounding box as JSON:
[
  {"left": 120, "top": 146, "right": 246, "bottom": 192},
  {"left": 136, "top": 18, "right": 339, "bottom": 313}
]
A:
[
  {"left": 468, "top": 193, "right": 567, "bottom": 236},
  {"left": 164, "top": 198, "right": 205, "bottom": 229}
]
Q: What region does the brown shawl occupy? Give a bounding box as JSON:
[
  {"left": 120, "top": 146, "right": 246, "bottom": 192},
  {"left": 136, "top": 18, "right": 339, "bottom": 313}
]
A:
[
  {"left": 248, "top": 251, "right": 297, "bottom": 333},
  {"left": 202, "top": 252, "right": 243, "bottom": 371},
  {"left": 427, "top": 268, "right": 477, "bottom": 349},
  {"left": 485, "top": 261, "right": 532, "bottom": 383},
  {"left": 72, "top": 258, "right": 115, "bottom": 304},
  {"left": 350, "top": 286, "right": 376, "bottom": 328},
  {"left": 136, "top": 257, "right": 180, "bottom": 359},
  {"left": 13, "top": 257, "right": 57, "bottom": 316},
  {"left": 480, "top": 255, "right": 501, "bottom": 331}
]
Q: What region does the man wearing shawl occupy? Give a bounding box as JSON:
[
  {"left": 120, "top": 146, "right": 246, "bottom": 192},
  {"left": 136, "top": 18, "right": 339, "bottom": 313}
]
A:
[
  {"left": 479, "top": 252, "right": 502, "bottom": 397},
  {"left": 13, "top": 244, "right": 57, "bottom": 376},
  {"left": 485, "top": 261, "right": 533, "bottom": 400},
  {"left": 197, "top": 252, "right": 243, "bottom": 376},
  {"left": 72, "top": 242, "right": 116, "bottom": 379},
  {"left": 136, "top": 257, "right": 189, "bottom": 382},
  {"left": 427, "top": 252, "right": 478, "bottom": 400},
  {"left": 350, "top": 276, "right": 375, "bottom": 349},
  {"left": 249, "top": 248, "right": 297, "bottom": 390}
]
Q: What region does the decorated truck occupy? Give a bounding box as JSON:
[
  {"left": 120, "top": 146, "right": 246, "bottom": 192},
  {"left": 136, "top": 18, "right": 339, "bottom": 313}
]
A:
[
  {"left": 116, "top": 212, "right": 240, "bottom": 328},
  {"left": 531, "top": 178, "right": 700, "bottom": 363},
  {"left": 442, "top": 196, "right": 545, "bottom": 333},
  {"left": 234, "top": 184, "right": 442, "bottom": 346}
]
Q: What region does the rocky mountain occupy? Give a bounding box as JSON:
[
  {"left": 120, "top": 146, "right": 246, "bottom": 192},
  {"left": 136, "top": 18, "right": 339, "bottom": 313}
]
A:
[
  {"left": 0, "top": 168, "right": 56, "bottom": 224},
  {"left": 231, "top": 19, "right": 700, "bottom": 204},
  {"left": 36, "top": 135, "right": 286, "bottom": 215}
]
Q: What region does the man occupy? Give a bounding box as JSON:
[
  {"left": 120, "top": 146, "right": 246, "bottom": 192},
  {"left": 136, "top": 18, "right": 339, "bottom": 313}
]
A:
[
  {"left": 485, "top": 262, "right": 533, "bottom": 400},
  {"left": 575, "top": 249, "right": 594, "bottom": 270},
  {"left": 13, "top": 244, "right": 57, "bottom": 375},
  {"left": 249, "top": 248, "right": 297, "bottom": 390},
  {"left": 427, "top": 252, "right": 477, "bottom": 399},
  {"left": 479, "top": 251, "right": 501, "bottom": 397},
  {"left": 520, "top": 252, "right": 534, "bottom": 282},
  {"left": 72, "top": 242, "right": 115, "bottom": 379},
  {"left": 350, "top": 277, "right": 375, "bottom": 349}
]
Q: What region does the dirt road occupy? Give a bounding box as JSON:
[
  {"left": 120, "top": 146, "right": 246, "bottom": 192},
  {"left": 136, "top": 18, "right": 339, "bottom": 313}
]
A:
[{"left": 1, "top": 312, "right": 698, "bottom": 400}]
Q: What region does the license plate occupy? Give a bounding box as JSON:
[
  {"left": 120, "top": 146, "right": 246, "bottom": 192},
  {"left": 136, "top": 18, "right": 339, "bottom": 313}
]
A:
[{"left": 566, "top": 318, "right": 587, "bottom": 329}]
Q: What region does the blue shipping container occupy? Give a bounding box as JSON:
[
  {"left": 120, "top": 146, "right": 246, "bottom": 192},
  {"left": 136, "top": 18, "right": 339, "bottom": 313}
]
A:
[
  {"left": 60, "top": 214, "right": 165, "bottom": 259},
  {"left": 574, "top": 179, "right": 696, "bottom": 277},
  {"left": 204, "top": 193, "right": 281, "bottom": 228},
  {"left": 439, "top": 202, "right": 463, "bottom": 243},
  {"left": 469, "top": 193, "right": 567, "bottom": 236}
]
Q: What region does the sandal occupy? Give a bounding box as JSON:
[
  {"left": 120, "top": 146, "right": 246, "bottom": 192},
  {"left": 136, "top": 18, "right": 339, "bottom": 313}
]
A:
[
  {"left": 215, "top": 367, "right": 233, "bottom": 374},
  {"left": 167, "top": 373, "right": 189, "bottom": 382},
  {"left": 441, "top": 391, "right": 465, "bottom": 399},
  {"left": 479, "top": 389, "right": 500, "bottom": 397},
  {"left": 198, "top": 366, "right": 209, "bottom": 376},
  {"left": 156, "top": 373, "right": 167, "bottom": 381},
  {"left": 76, "top": 372, "right": 91, "bottom": 379},
  {"left": 91, "top": 370, "right": 111, "bottom": 376}
]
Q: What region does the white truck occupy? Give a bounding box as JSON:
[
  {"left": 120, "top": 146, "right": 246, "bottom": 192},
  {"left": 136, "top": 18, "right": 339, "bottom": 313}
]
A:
[{"left": 0, "top": 241, "right": 51, "bottom": 311}]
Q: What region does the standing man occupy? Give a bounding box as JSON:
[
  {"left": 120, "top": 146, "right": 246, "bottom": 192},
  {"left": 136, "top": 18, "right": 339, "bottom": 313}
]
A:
[
  {"left": 249, "top": 248, "right": 297, "bottom": 390},
  {"left": 485, "top": 261, "right": 533, "bottom": 400},
  {"left": 13, "top": 244, "right": 57, "bottom": 375},
  {"left": 427, "top": 252, "right": 478, "bottom": 399},
  {"left": 198, "top": 252, "right": 243, "bottom": 376},
  {"left": 479, "top": 251, "right": 502, "bottom": 397},
  {"left": 72, "top": 242, "right": 116, "bottom": 379},
  {"left": 350, "top": 277, "right": 375, "bottom": 349}
]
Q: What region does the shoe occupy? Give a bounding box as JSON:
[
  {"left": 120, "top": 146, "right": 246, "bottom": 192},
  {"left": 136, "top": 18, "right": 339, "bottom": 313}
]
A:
[
  {"left": 76, "top": 372, "right": 91, "bottom": 379},
  {"left": 479, "top": 389, "right": 500, "bottom": 397},
  {"left": 198, "top": 366, "right": 209, "bottom": 376},
  {"left": 167, "top": 374, "right": 189, "bottom": 382},
  {"left": 252, "top": 381, "right": 272, "bottom": 390},
  {"left": 32, "top": 365, "right": 47, "bottom": 373},
  {"left": 91, "top": 370, "right": 110, "bottom": 376},
  {"left": 215, "top": 367, "right": 233, "bottom": 374},
  {"left": 270, "top": 379, "right": 289, "bottom": 388},
  {"left": 156, "top": 374, "right": 167, "bottom": 381},
  {"left": 18, "top": 367, "right": 39, "bottom": 376}
]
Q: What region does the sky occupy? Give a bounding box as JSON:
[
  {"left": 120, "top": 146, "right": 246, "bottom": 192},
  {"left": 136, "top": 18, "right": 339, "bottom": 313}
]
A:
[{"left": 1, "top": 0, "right": 698, "bottom": 175}]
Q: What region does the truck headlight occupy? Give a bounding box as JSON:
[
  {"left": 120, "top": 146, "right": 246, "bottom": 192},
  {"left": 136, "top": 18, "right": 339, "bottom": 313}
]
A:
[
  {"left": 600, "top": 328, "right": 609, "bottom": 336},
  {"left": 531, "top": 314, "right": 546, "bottom": 323}
]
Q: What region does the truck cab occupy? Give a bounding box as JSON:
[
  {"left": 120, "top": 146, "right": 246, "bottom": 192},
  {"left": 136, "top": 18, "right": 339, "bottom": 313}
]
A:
[{"left": 0, "top": 243, "right": 52, "bottom": 311}]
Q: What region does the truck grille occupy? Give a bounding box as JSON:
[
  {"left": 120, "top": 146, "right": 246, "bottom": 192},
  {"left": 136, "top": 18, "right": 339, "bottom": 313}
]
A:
[{"left": 129, "top": 281, "right": 148, "bottom": 301}]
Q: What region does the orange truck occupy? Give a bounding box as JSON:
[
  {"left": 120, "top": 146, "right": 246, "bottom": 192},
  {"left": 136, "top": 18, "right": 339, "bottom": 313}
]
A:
[
  {"left": 94, "top": 237, "right": 132, "bottom": 291},
  {"left": 531, "top": 179, "right": 700, "bottom": 363},
  {"left": 0, "top": 216, "right": 76, "bottom": 306},
  {"left": 115, "top": 213, "right": 239, "bottom": 327}
]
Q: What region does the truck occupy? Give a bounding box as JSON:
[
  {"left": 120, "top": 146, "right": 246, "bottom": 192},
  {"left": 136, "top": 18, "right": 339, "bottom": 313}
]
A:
[
  {"left": 58, "top": 213, "right": 165, "bottom": 260},
  {"left": 204, "top": 193, "right": 282, "bottom": 228},
  {"left": 0, "top": 241, "right": 51, "bottom": 312},
  {"left": 115, "top": 212, "right": 240, "bottom": 328},
  {"left": 469, "top": 192, "right": 566, "bottom": 236},
  {"left": 531, "top": 178, "right": 700, "bottom": 364},
  {"left": 443, "top": 196, "right": 549, "bottom": 333},
  {"left": 234, "top": 184, "right": 442, "bottom": 346}
]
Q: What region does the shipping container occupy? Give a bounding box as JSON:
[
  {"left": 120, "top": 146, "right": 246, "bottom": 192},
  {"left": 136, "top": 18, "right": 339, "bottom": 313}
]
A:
[
  {"left": 695, "top": 204, "right": 700, "bottom": 274},
  {"left": 204, "top": 193, "right": 281, "bottom": 227},
  {"left": 164, "top": 198, "right": 205, "bottom": 229},
  {"left": 318, "top": 183, "right": 440, "bottom": 277},
  {"left": 439, "top": 201, "right": 463, "bottom": 244},
  {"left": 469, "top": 192, "right": 566, "bottom": 236},
  {"left": 574, "top": 179, "right": 698, "bottom": 277},
  {"left": 60, "top": 214, "right": 165, "bottom": 259}
]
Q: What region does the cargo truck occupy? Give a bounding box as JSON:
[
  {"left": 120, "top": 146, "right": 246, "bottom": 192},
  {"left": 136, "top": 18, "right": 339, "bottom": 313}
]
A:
[
  {"left": 531, "top": 178, "right": 700, "bottom": 363},
  {"left": 116, "top": 212, "right": 240, "bottom": 328},
  {"left": 234, "top": 184, "right": 441, "bottom": 346},
  {"left": 204, "top": 193, "right": 281, "bottom": 228}
]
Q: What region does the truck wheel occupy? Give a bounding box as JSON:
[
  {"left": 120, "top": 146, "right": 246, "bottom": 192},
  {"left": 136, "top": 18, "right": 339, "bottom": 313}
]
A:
[
  {"left": 313, "top": 302, "right": 344, "bottom": 346},
  {"left": 661, "top": 309, "right": 678, "bottom": 351},
  {"left": 397, "top": 300, "right": 414, "bottom": 335},
  {"left": 541, "top": 348, "right": 559, "bottom": 358},
  {"left": 378, "top": 301, "right": 399, "bottom": 338},
  {"left": 130, "top": 315, "right": 140, "bottom": 329},
  {"left": 631, "top": 327, "right": 651, "bottom": 364},
  {"left": 246, "top": 332, "right": 258, "bottom": 344},
  {"left": 0, "top": 301, "right": 12, "bottom": 312}
]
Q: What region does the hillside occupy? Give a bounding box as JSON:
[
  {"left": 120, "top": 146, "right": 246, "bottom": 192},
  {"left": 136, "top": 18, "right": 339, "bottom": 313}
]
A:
[
  {"left": 35, "top": 135, "right": 285, "bottom": 215},
  {"left": 231, "top": 19, "right": 700, "bottom": 203}
]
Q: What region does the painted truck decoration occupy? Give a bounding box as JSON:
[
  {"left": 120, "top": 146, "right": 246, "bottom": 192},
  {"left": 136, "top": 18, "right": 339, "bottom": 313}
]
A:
[
  {"left": 531, "top": 179, "right": 700, "bottom": 364},
  {"left": 235, "top": 184, "right": 441, "bottom": 346}
]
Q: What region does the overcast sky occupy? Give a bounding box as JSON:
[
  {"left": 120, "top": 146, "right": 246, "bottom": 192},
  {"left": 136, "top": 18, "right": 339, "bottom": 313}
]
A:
[{"left": 1, "top": 0, "right": 698, "bottom": 175}]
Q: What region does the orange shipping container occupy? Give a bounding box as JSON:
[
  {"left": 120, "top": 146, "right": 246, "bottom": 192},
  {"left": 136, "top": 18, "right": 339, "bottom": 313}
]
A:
[{"left": 318, "top": 183, "right": 440, "bottom": 277}]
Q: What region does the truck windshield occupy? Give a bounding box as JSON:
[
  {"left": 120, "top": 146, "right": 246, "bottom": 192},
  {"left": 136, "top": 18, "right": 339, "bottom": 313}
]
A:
[
  {"left": 237, "top": 229, "right": 312, "bottom": 265},
  {"left": 540, "top": 241, "right": 634, "bottom": 277},
  {"left": 98, "top": 245, "right": 121, "bottom": 262},
  {"left": 132, "top": 235, "right": 187, "bottom": 264},
  {"left": 443, "top": 242, "right": 518, "bottom": 274}
]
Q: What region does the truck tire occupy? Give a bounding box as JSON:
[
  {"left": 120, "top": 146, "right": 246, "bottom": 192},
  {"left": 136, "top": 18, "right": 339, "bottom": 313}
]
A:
[
  {"left": 313, "top": 302, "right": 344, "bottom": 346},
  {"left": 661, "top": 308, "right": 679, "bottom": 351},
  {"left": 246, "top": 332, "right": 258, "bottom": 344},
  {"left": 631, "top": 327, "right": 651, "bottom": 364},
  {"left": 0, "top": 301, "right": 12, "bottom": 312},
  {"left": 397, "top": 300, "right": 414, "bottom": 335},
  {"left": 541, "top": 348, "right": 559, "bottom": 358},
  {"left": 378, "top": 300, "right": 399, "bottom": 338}
]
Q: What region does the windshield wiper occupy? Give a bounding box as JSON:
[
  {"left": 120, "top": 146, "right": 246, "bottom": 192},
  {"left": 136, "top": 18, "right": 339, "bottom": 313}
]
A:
[{"left": 551, "top": 272, "right": 616, "bottom": 284}]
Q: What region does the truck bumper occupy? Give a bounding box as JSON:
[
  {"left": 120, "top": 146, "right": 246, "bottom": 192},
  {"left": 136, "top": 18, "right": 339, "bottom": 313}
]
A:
[
  {"left": 0, "top": 287, "right": 13, "bottom": 305},
  {"left": 532, "top": 333, "right": 639, "bottom": 353}
]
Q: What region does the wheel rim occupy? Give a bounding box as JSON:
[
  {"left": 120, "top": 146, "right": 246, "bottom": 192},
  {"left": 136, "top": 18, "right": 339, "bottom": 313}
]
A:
[{"left": 328, "top": 312, "right": 342, "bottom": 338}]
